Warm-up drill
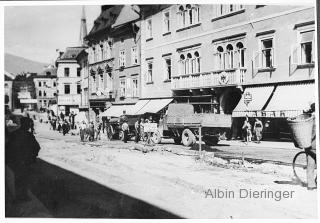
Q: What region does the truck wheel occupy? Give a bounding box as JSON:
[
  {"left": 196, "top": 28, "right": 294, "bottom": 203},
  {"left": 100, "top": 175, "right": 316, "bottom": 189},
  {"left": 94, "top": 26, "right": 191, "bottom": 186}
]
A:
[
  {"left": 174, "top": 136, "right": 181, "bottom": 144},
  {"left": 182, "top": 129, "right": 196, "bottom": 147},
  {"left": 152, "top": 131, "right": 162, "bottom": 144},
  {"left": 119, "top": 130, "right": 124, "bottom": 141}
]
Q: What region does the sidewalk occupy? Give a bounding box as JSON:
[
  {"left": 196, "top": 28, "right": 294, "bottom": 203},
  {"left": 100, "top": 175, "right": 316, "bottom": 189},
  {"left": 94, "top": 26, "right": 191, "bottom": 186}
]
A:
[{"left": 219, "top": 139, "right": 296, "bottom": 150}]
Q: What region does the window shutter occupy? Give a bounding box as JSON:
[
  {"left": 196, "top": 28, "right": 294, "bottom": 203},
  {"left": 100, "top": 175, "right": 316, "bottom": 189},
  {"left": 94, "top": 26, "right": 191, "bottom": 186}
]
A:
[
  {"left": 290, "top": 44, "right": 299, "bottom": 65},
  {"left": 312, "top": 33, "right": 315, "bottom": 63},
  {"left": 253, "top": 51, "right": 260, "bottom": 69}
]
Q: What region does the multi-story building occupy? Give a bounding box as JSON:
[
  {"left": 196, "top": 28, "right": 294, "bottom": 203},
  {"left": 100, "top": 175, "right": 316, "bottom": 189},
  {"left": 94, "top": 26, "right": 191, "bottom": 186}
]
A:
[
  {"left": 5, "top": 71, "right": 14, "bottom": 112},
  {"left": 56, "top": 46, "right": 86, "bottom": 116},
  {"left": 84, "top": 5, "right": 121, "bottom": 120},
  {"left": 85, "top": 5, "right": 142, "bottom": 119},
  {"left": 12, "top": 73, "right": 38, "bottom": 112},
  {"left": 33, "top": 65, "right": 57, "bottom": 111},
  {"left": 140, "top": 4, "right": 315, "bottom": 139}
]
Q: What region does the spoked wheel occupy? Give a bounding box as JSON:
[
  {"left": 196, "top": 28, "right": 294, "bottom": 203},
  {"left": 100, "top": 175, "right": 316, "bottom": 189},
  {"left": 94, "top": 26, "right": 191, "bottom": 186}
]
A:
[{"left": 292, "top": 151, "right": 317, "bottom": 185}]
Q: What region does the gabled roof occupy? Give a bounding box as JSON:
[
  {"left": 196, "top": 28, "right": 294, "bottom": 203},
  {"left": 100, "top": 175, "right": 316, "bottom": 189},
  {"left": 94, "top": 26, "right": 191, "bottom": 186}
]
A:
[
  {"left": 58, "top": 47, "right": 86, "bottom": 61},
  {"left": 112, "top": 5, "right": 140, "bottom": 28},
  {"left": 85, "top": 5, "right": 123, "bottom": 41}
]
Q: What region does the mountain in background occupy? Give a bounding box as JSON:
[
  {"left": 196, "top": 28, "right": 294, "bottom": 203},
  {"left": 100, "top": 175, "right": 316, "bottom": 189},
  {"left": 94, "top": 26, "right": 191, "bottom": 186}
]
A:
[{"left": 5, "top": 53, "right": 49, "bottom": 76}]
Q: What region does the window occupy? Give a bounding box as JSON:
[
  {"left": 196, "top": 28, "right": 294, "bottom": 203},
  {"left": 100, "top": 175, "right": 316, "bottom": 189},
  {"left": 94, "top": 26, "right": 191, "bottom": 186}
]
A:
[
  {"left": 39, "top": 90, "right": 42, "bottom": 97},
  {"left": 77, "top": 68, "right": 81, "bottom": 77},
  {"left": 215, "top": 4, "right": 244, "bottom": 17},
  {"left": 53, "top": 82, "right": 56, "bottom": 87},
  {"left": 177, "top": 4, "right": 200, "bottom": 28},
  {"left": 43, "top": 81, "right": 46, "bottom": 87},
  {"left": 43, "top": 100, "right": 47, "bottom": 106},
  {"left": 64, "top": 67, "right": 70, "bottom": 77},
  {"left": 132, "top": 78, "right": 138, "bottom": 97},
  {"left": 64, "top": 84, "right": 70, "bottom": 94},
  {"left": 213, "top": 42, "right": 246, "bottom": 70},
  {"left": 261, "top": 38, "right": 274, "bottom": 68},
  {"left": 163, "top": 11, "right": 170, "bottom": 33},
  {"left": 179, "top": 51, "right": 201, "bottom": 75},
  {"left": 147, "top": 61, "right": 153, "bottom": 83},
  {"left": 146, "top": 19, "right": 152, "bottom": 39},
  {"left": 164, "top": 57, "right": 172, "bottom": 80},
  {"left": 77, "top": 84, "right": 81, "bottom": 94},
  {"left": 120, "top": 79, "right": 126, "bottom": 97},
  {"left": 119, "top": 50, "right": 126, "bottom": 67},
  {"left": 39, "top": 82, "right": 42, "bottom": 87},
  {"left": 43, "top": 91, "right": 47, "bottom": 97},
  {"left": 293, "top": 30, "right": 315, "bottom": 65},
  {"left": 131, "top": 47, "right": 138, "bottom": 65}
]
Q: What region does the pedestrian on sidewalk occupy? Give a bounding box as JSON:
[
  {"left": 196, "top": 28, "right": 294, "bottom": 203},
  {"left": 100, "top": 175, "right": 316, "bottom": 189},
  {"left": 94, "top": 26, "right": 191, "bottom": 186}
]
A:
[
  {"left": 89, "top": 122, "right": 95, "bottom": 141},
  {"left": 253, "top": 118, "right": 263, "bottom": 143},
  {"left": 122, "top": 120, "right": 129, "bottom": 143},
  {"left": 62, "top": 120, "right": 69, "bottom": 136},
  {"left": 242, "top": 116, "right": 252, "bottom": 144}
]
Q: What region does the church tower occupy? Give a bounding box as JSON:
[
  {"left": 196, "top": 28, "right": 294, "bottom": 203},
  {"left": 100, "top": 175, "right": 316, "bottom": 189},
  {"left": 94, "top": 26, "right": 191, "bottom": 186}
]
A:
[{"left": 79, "top": 6, "right": 88, "bottom": 46}]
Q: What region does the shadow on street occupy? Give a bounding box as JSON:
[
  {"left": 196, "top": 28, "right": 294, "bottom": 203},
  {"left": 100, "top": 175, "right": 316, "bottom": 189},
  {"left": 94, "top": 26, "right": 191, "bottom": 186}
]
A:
[{"left": 7, "top": 158, "right": 181, "bottom": 218}]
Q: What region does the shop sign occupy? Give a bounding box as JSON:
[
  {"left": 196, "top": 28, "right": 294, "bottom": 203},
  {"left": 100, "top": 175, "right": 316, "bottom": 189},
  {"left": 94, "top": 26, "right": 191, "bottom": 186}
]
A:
[{"left": 244, "top": 91, "right": 252, "bottom": 106}]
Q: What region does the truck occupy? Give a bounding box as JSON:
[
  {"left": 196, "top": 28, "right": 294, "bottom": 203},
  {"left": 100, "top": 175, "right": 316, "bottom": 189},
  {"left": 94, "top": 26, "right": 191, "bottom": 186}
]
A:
[{"left": 150, "top": 103, "right": 232, "bottom": 147}]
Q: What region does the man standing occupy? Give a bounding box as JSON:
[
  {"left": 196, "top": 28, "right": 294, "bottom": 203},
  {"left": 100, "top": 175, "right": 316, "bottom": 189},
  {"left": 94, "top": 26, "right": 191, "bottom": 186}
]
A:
[
  {"left": 6, "top": 117, "right": 41, "bottom": 201},
  {"left": 134, "top": 118, "right": 141, "bottom": 143},
  {"left": 122, "top": 120, "right": 129, "bottom": 143},
  {"left": 79, "top": 121, "right": 87, "bottom": 142},
  {"left": 306, "top": 103, "right": 316, "bottom": 190}
]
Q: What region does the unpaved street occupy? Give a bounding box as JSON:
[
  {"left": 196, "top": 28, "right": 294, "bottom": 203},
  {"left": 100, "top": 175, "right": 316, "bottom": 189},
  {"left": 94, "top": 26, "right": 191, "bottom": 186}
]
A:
[{"left": 31, "top": 123, "right": 317, "bottom": 218}]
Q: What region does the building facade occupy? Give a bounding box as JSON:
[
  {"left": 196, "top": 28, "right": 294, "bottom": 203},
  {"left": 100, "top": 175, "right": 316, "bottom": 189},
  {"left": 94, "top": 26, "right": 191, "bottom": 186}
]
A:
[
  {"left": 84, "top": 5, "right": 142, "bottom": 119},
  {"left": 33, "top": 65, "right": 57, "bottom": 111},
  {"left": 12, "top": 73, "right": 38, "bottom": 111},
  {"left": 56, "top": 47, "right": 85, "bottom": 116},
  {"left": 140, "top": 4, "right": 315, "bottom": 138}
]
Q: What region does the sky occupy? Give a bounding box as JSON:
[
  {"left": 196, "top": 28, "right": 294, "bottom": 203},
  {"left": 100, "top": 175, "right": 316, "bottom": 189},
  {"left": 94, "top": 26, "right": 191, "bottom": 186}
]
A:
[{"left": 4, "top": 5, "right": 101, "bottom": 64}]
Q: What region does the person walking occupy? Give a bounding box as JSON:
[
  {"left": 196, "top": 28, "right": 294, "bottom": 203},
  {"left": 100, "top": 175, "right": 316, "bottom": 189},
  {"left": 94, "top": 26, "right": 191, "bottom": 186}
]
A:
[
  {"left": 253, "top": 118, "right": 263, "bottom": 143},
  {"left": 79, "top": 121, "right": 87, "bottom": 142},
  {"left": 134, "top": 118, "right": 141, "bottom": 143},
  {"left": 122, "top": 120, "right": 129, "bottom": 143},
  {"left": 6, "top": 117, "right": 41, "bottom": 201},
  {"left": 89, "top": 122, "right": 95, "bottom": 141},
  {"left": 242, "top": 116, "right": 252, "bottom": 144},
  {"left": 62, "top": 120, "right": 69, "bottom": 136}
]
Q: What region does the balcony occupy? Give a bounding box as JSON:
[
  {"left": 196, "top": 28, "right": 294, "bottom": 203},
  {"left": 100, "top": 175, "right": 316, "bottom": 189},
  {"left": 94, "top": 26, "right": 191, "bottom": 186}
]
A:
[
  {"left": 171, "top": 68, "right": 246, "bottom": 90},
  {"left": 58, "top": 94, "right": 81, "bottom": 106}
]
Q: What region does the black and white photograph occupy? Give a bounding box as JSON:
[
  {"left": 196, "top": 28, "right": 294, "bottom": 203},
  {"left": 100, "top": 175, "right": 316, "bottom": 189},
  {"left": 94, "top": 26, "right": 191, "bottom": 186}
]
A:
[{"left": 2, "top": 0, "right": 319, "bottom": 220}]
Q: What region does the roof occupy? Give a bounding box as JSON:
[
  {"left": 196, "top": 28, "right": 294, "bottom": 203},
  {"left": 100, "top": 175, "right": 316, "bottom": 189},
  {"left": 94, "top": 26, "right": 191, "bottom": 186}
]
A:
[
  {"left": 34, "top": 65, "right": 57, "bottom": 78},
  {"left": 112, "top": 5, "right": 140, "bottom": 28},
  {"left": 4, "top": 70, "right": 14, "bottom": 80},
  {"left": 5, "top": 74, "right": 13, "bottom": 81},
  {"left": 85, "top": 5, "right": 123, "bottom": 41},
  {"left": 58, "top": 47, "right": 86, "bottom": 61}
]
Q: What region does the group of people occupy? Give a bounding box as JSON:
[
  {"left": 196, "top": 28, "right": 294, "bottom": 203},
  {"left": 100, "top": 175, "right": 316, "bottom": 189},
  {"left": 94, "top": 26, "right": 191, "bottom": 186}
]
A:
[
  {"left": 121, "top": 115, "right": 155, "bottom": 144},
  {"left": 242, "top": 117, "right": 263, "bottom": 144},
  {"left": 79, "top": 121, "right": 102, "bottom": 142}
]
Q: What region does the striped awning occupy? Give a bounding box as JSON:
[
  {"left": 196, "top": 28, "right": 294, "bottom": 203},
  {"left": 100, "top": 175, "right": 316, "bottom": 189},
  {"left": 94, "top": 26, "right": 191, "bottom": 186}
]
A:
[{"left": 232, "top": 86, "right": 274, "bottom": 117}]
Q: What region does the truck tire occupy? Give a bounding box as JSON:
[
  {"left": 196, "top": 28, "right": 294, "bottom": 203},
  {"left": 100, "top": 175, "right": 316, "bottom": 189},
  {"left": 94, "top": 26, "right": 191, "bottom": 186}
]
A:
[
  {"left": 152, "top": 131, "right": 162, "bottom": 144},
  {"left": 182, "top": 129, "right": 196, "bottom": 147}
]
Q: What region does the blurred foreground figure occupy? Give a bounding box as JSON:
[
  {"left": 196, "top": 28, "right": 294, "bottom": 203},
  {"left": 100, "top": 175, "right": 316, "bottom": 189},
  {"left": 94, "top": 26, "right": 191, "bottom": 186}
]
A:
[{"left": 6, "top": 117, "right": 41, "bottom": 201}]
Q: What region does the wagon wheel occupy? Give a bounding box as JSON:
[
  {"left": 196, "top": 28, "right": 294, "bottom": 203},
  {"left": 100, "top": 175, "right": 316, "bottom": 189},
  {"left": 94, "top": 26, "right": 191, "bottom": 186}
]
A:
[{"left": 119, "top": 130, "right": 124, "bottom": 141}]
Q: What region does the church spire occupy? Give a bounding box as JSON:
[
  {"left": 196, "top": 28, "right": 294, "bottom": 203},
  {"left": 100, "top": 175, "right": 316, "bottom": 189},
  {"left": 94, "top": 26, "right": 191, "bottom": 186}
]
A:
[{"left": 79, "top": 6, "right": 88, "bottom": 46}]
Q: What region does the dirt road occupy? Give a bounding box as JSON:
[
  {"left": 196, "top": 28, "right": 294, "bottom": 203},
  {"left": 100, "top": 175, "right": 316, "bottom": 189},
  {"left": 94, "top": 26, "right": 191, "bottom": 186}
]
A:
[{"left": 30, "top": 123, "right": 317, "bottom": 218}]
